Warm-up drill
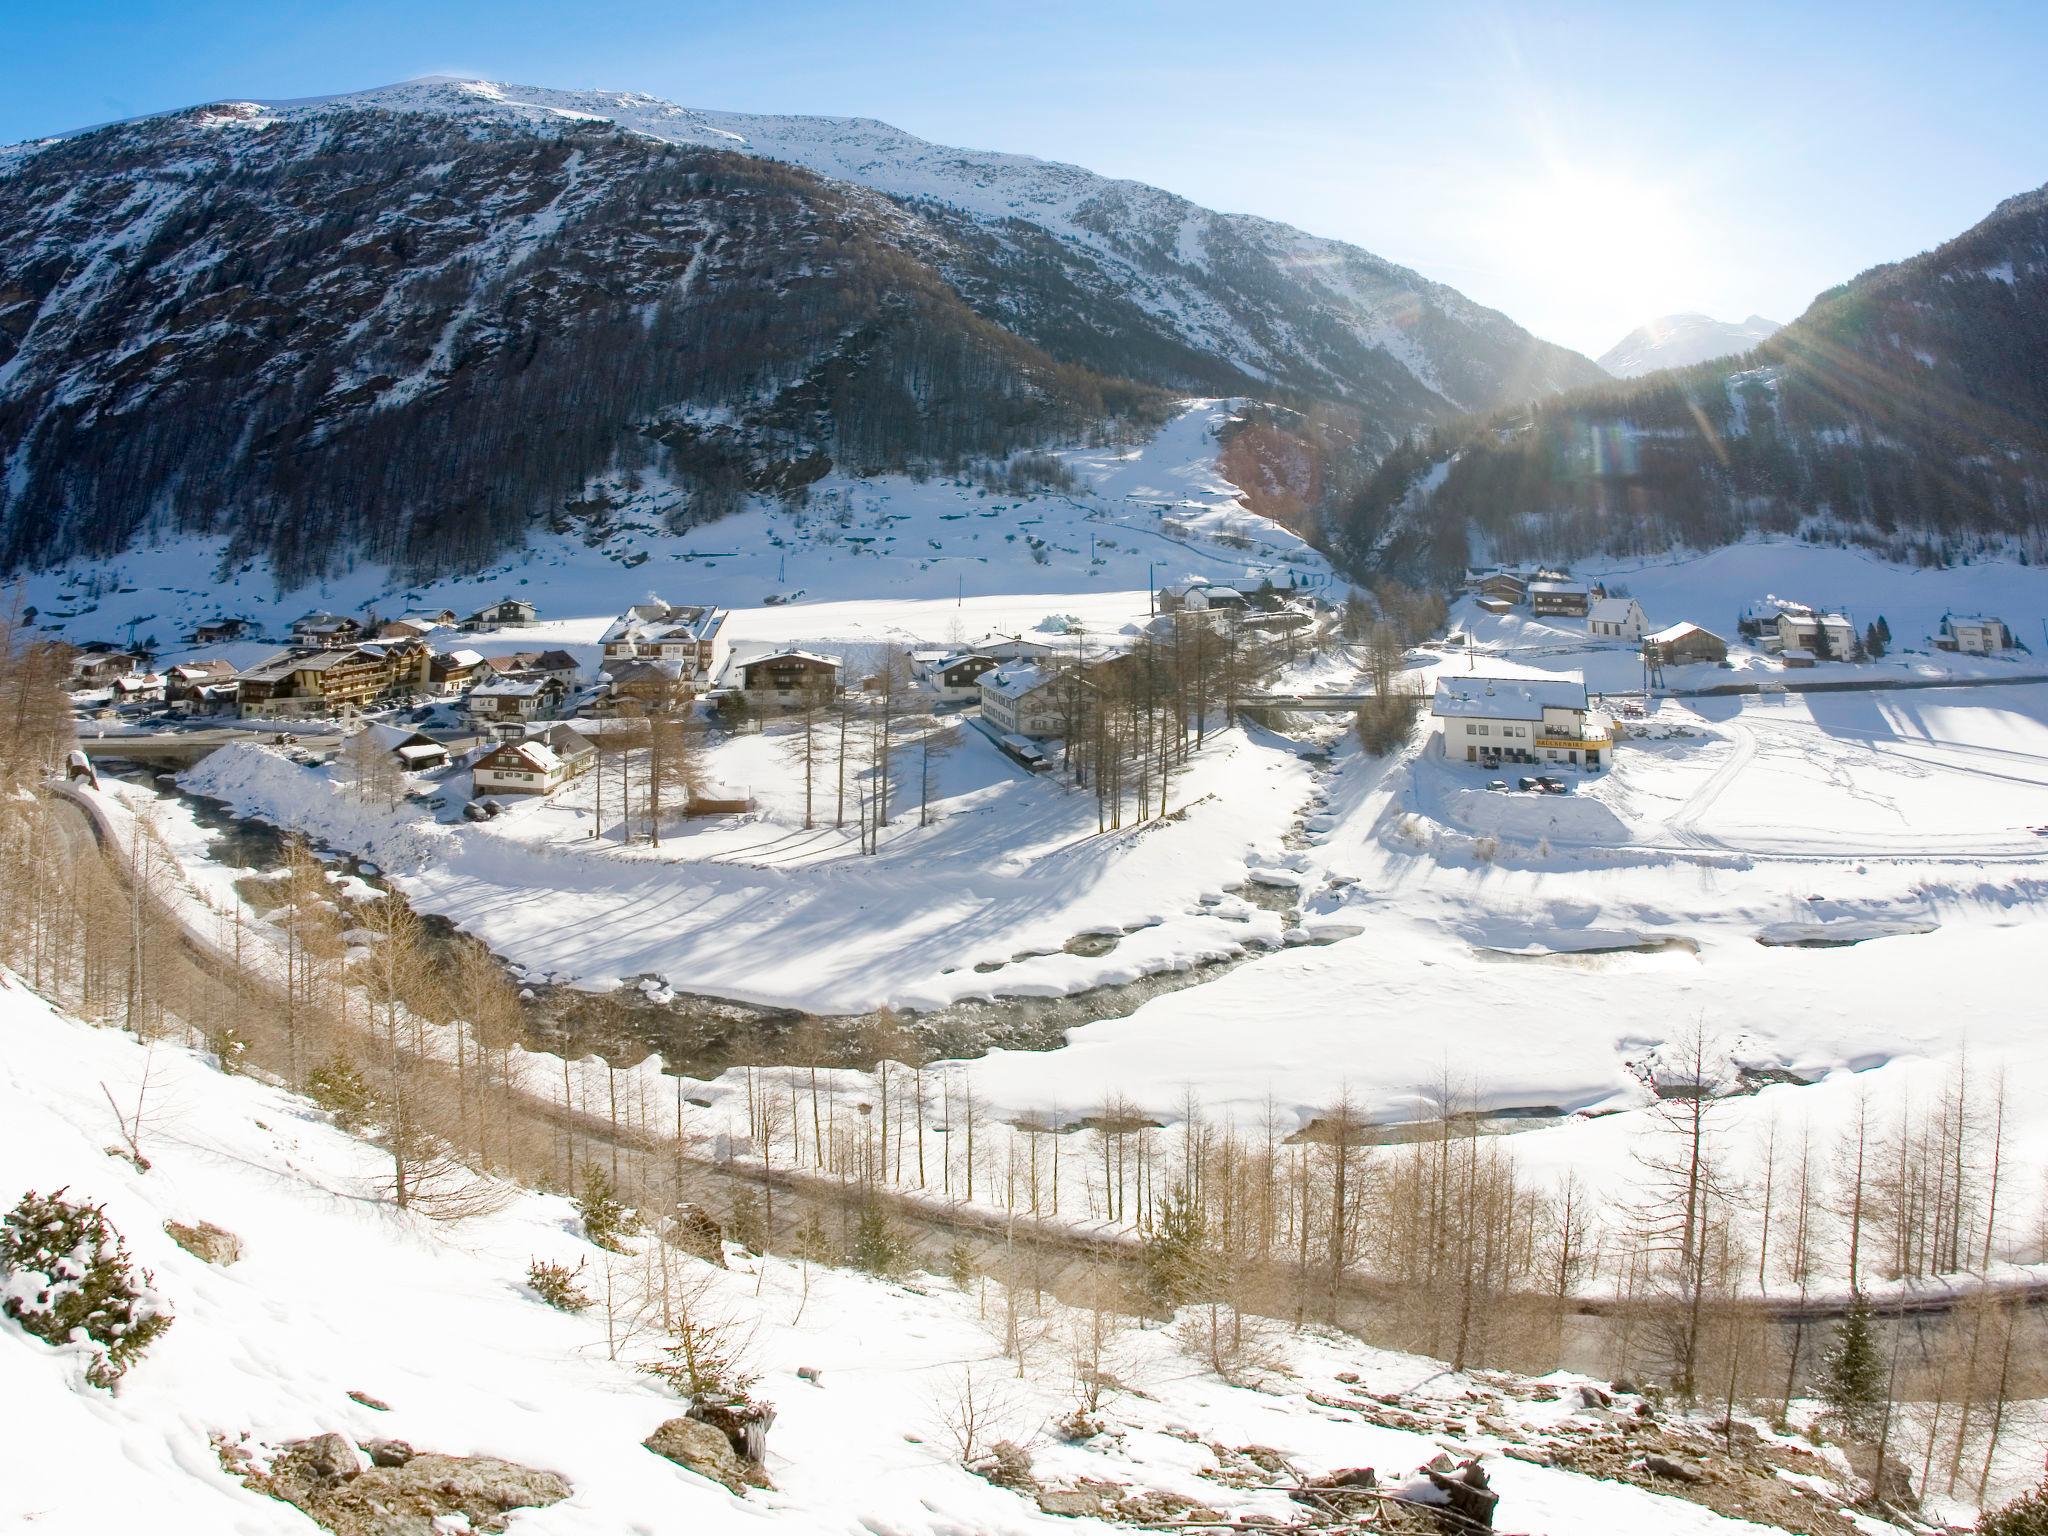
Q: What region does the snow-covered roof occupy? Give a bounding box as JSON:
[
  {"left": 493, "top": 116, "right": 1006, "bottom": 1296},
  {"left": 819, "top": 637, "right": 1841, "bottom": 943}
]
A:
[
  {"left": 1943, "top": 613, "right": 2002, "bottom": 628},
  {"left": 441, "top": 649, "right": 486, "bottom": 669},
  {"left": 1431, "top": 671, "right": 1589, "bottom": 722},
  {"left": 527, "top": 722, "right": 597, "bottom": 758},
  {"left": 235, "top": 646, "right": 373, "bottom": 681},
  {"left": 980, "top": 662, "right": 1059, "bottom": 699},
  {"left": 471, "top": 677, "right": 547, "bottom": 698},
  {"left": 1587, "top": 597, "right": 1640, "bottom": 623},
  {"left": 479, "top": 740, "right": 560, "bottom": 774},
  {"left": 363, "top": 723, "right": 437, "bottom": 751},
  {"left": 599, "top": 599, "right": 723, "bottom": 646},
  {"left": 742, "top": 649, "right": 841, "bottom": 669},
  {"left": 1527, "top": 580, "right": 1589, "bottom": 597},
  {"left": 1646, "top": 622, "right": 1719, "bottom": 646}
]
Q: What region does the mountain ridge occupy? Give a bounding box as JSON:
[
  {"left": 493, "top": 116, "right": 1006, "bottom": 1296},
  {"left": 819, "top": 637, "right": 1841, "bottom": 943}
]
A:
[
  {"left": 1596, "top": 311, "right": 1782, "bottom": 378},
  {"left": 1343, "top": 178, "right": 2048, "bottom": 576},
  {"left": 0, "top": 77, "right": 1603, "bottom": 584}
]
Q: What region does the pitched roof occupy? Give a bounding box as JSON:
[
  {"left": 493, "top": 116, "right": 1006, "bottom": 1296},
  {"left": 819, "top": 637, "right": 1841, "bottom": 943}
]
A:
[
  {"left": 478, "top": 740, "right": 560, "bottom": 774},
  {"left": 1587, "top": 597, "right": 1641, "bottom": 623},
  {"left": 741, "top": 649, "right": 840, "bottom": 669},
  {"left": 471, "top": 677, "right": 549, "bottom": 698},
  {"left": 1431, "top": 670, "right": 1589, "bottom": 721},
  {"left": 527, "top": 722, "right": 597, "bottom": 759},
  {"left": 981, "top": 662, "right": 1058, "bottom": 700},
  {"left": 1646, "top": 622, "right": 1721, "bottom": 646},
  {"left": 1527, "top": 580, "right": 1589, "bottom": 597}
]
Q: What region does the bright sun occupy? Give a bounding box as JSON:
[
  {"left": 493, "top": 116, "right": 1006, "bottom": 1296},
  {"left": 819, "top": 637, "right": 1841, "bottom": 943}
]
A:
[{"left": 1495, "top": 161, "right": 1700, "bottom": 347}]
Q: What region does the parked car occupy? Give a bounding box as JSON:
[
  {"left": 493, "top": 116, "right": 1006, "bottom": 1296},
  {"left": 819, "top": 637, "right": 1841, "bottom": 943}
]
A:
[
  {"left": 1534, "top": 775, "right": 1569, "bottom": 795},
  {"left": 1486, "top": 780, "right": 1508, "bottom": 791},
  {"left": 1517, "top": 776, "right": 1540, "bottom": 792}
]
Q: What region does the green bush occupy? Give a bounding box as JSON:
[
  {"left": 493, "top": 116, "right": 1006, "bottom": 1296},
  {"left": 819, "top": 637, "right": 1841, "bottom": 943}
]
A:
[
  {"left": 575, "top": 1166, "right": 638, "bottom": 1252},
  {"left": 526, "top": 1257, "right": 592, "bottom": 1312},
  {"left": 305, "top": 1051, "right": 374, "bottom": 1131},
  {"left": 1981, "top": 1485, "right": 2048, "bottom": 1536},
  {"left": 848, "top": 1198, "right": 910, "bottom": 1276},
  {"left": 1, "top": 1188, "right": 173, "bottom": 1387}
]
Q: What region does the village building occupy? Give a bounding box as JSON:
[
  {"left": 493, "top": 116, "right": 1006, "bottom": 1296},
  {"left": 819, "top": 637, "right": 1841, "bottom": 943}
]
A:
[
  {"left": 1185, "top": 584, "right": 1249, "bottom": 613},
  {"left": 1527, "top": 580, "right": 1593, "bottom": 618},
  {"left": 192, "top": 617, "right": 253, "bottom": 645},
  {"left": 471, "top": 738, "right": 568, "bottom": 796},
  {"left": 1773, "top": 610, "right": 1857, "bottom": 660},
  {"left": 427, "top": 649, "right": 492, "bottom": 696},
  {"left": 112, "top": 671, "right": 166, "bottom": 706},
  {"left": 1476, "top": 571, "right": 1530, "bottom": 605},
  {"left": 70, "top": 651, "right": 141, "bottom": 688},
  {"left": 686, "top": 782, "right": 756, "bottom": 816},
  {"left": 165, "top": 659, "right": 239, "bottom": 711},
  {"left": 524, "top": 722, "right": 598, "bottom": 780},
  {"left": 360, "top": 723, "right": 451, "bottom": 772},
  {"left": 289, "top": 612, "right": 365, "bottom": 648},
  {"left": 1937, "top": 614, "right": 2013, "bottom": 654},
  {"left": 737, "top": 649, "right": 842, "bottom": 710},
  {"left": 1430, "top": 670, "right": 1611, "bottom": 772},
  {"left": 464, "top": 597, "right": 538, "bottom": 630},
  {"left": 978, "top": 662, "right": 1085, "bottom": 740},
  {"left": 377, "top": 615, "right": 451, "bottom": 641},
  {"left": 488, "top": 649, "right": 582, "bottom": 687},
  {"left": 1586, "top": 596, "right": 1649, "bottom": 641},
  {"left": 973, "top": 634, "right": 1059, "bottom": 662},
  {"left": 598, "top": 599, "right": 729, "bottom": 683},
  {"left": 236, "top": 647, "right": 399, "bottom": 718},
  {"left": 1738, "top": 597, "right": 1810, "bottom": 640},
  {"left": 464, "top": 676, "right": 564, "bottom": 733},
  {"left": 1643, "top": 623, "right": 1729, "bottom": 667},
  {"left": 604, "top": 659, "right": 690, "bottom": 712},
  {"left": 920, "top": 652, "right": 1003, "bottom": 700}
]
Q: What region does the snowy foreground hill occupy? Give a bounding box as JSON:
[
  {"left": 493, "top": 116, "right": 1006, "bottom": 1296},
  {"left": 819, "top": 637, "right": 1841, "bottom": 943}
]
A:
[{"left": 0, "top": 972, "right": 1982, "bottom": 1535}]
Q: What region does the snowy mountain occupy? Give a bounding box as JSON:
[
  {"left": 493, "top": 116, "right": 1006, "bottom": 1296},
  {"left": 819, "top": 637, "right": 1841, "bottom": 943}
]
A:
[
  {"left": 1344, "top": 180, "right": 2048, "bottom": 574},
  {"left": 0, "top": 78, "right": 1602, "bottom": 585},
  {"left": 1596, "top": 311, "right": 1781, "bottom": 377}
]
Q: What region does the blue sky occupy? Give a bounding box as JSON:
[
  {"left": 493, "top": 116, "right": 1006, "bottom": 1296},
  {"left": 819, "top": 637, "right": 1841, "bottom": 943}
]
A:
[{"left": 8, "top": 1, "right": 2046, "bottom": 356}]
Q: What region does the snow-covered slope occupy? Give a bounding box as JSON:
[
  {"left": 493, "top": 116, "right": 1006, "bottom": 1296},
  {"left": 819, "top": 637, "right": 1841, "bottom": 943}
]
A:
[
  {"left": 3, "top": 970, "right": 1874, "bottom": 1534},
  {"left": 1596, "top": 312, "right": 1782, "bottom": 377}
]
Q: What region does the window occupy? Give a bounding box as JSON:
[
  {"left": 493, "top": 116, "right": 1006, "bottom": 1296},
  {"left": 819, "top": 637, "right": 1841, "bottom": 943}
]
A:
[{"left": 1476, "top": 724, "right": 1488, "bottom": 736}]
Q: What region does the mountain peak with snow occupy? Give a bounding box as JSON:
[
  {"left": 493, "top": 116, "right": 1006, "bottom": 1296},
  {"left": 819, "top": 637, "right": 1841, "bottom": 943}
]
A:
[{"left": 1596, "top": 312, "right": 1782, "bottom": 378}]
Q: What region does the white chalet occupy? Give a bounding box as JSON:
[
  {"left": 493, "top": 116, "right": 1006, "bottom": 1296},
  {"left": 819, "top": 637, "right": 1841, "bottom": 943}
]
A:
[
  {"left": 1937, "top": 614, "right": 2012, "bottom": 654},
  {"left": 979, "top": 662, "right": 1081, "bottom": 739},
  {"left": 599, "top": 599, "right": 729, "bottom": 683},
  {"left": 1431, "top": 670, "right": 1611, "bottom": 772},
  {"left": 471, "top": 739, "right": 568, "bottom": 796},
  {"left": 1586, "top": 596, "right": 1648, "bottom": 641},
  {"left": 1774, "top": 610, "right": 1856, "bottom": 660}
]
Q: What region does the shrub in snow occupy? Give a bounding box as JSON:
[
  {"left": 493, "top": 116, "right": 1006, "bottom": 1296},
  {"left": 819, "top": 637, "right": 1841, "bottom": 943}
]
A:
[
  {"left": 575, "top": 1166, "right": 638, "bottom": 1252},
  {"left": 725, "top": 1188, "right": 766, "bottom": 1254},
  {"left": 943, "top": 1238, "right": 976, "bottom": 1290},
  {"left": 1982, "top": 1484, "right": 2048, "bottom": 1536},
  {"left": 1, "top": 1187, "right": 172, "bottom": 1387},
  {"left": 526, "top": 1257, "right": 592, "bottom": 1312},
  {"left": 1818, "top": 1293, "right": 1888, "bottom": 1438},
  {"left": 305, "top": 1050, "right": 374, "bottom": 1131},
  {"left": 847, "top": 1197, "right": 910, "bottom": 1276}
]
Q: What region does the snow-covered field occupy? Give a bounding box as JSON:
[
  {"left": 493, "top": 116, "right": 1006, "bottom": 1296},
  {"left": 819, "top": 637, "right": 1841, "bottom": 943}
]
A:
[
  {"left": 4, "top": 973, "right": 1891, "bottom": 1536},
  {"left": 1452, "top": 541, "right": 2048, "bottom": 696},
  {"left": 179, "top": 716, "right": 1316, "bottom": 1014}
]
